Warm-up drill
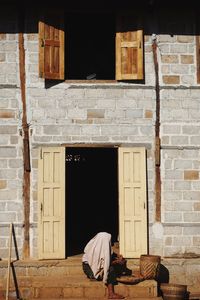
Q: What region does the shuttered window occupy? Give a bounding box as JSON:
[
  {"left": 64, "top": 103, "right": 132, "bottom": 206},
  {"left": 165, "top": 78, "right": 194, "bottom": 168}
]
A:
[
  {"left": 197, "top": 36, "right": 200, "bottom": 84},
  {"left": 39, "top": 14, "right": 64, "bottom": 80},
  {"left": 116, "top": 29, "right": 143, "bottom": 80},
  {"left": 116, "top": 14, "right": 144, "bottom": 80},
  {"left": 39, "top": 13, "right": 144, "bottom": 81}
]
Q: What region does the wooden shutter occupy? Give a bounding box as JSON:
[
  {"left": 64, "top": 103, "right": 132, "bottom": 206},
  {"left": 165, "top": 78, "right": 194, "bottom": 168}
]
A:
[
  {"left": 116, "top": 15, "right": 144, "bottom": 80},
  {"left": 39, "top": 14, "right": 64, "bottom": 80},
  {"left": 38, "top": 147, "right": 65, "bottom": 259},
  {"left": 197, "top": 36, "right": 200, "bottom": 84},
  {"left": 118, "top": 147, "right": 147, "bottom": 258}
]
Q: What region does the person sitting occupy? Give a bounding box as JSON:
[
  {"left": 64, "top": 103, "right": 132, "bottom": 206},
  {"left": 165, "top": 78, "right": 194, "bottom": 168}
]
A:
[{"left": 82, "top": 232, "right": 131, "bottom": 299}]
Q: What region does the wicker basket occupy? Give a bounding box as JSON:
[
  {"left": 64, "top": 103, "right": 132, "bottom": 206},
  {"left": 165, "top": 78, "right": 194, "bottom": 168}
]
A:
[
  {"left": 140, "top": 254, "right": 161, "bottom": 279},
  {"left": 117, "top": 274, "right": 144, "bottom": 285},
  {"left": 160, "top": 283, "right": 187, "bottom": 300}
]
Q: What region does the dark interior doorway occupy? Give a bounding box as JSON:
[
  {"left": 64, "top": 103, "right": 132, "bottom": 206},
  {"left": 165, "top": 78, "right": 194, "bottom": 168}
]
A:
[{"left": 65, "top": 147, "right": 118, "bottom": 256}]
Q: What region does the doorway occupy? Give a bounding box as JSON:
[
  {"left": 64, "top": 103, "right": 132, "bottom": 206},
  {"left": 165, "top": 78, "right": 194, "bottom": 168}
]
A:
[{"left": 65, "top": 147, "right": 118, "bottom": 256}]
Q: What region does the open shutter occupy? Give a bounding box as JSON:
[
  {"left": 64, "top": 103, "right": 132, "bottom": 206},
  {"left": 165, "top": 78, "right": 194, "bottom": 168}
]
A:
[
  {"left": 116, "top": 15, "right": 143, "bottom": 80},
  {"left": 38, "top": 147, "right": 65, "bottom": 259},
  {"left": 39, "top": 14, "right": 64, "bottom": 80},
  {"left": 197, "top": 36, "right": 200, "bottom": 84},
  {"left": 118, "top": 147, "right": 147, "bottom": 258}
]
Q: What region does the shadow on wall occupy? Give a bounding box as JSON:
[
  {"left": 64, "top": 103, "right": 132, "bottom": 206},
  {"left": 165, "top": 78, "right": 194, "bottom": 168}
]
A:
[
  {"left": 157, "top": 264, "right": 170, "bottom": 297},
  {"left": 157, "top": 263, "right": 170, "bottom": 285}
]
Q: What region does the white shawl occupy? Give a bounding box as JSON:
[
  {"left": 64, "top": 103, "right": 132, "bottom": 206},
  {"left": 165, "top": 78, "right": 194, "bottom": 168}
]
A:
[{"left": 82, "top": 232, "right": 112, "bottom": 283}]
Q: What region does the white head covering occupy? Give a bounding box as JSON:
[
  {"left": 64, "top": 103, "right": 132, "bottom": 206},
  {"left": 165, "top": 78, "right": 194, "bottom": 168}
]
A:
[{"left": 82, "top": 232, "right": 112, "bottom": 283}]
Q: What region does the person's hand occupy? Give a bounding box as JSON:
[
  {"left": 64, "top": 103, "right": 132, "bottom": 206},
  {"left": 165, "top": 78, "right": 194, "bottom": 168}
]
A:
[{"left": 112, "top": 254, "right": 126, "bottom": 265}]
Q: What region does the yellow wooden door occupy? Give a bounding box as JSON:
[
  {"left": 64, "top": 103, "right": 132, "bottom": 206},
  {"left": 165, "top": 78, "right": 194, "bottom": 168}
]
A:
[
  {"left": 38, "top": 147, "right": 65, "bottom": 259},
  {"left": 118, "top": 147, "right": 147, "bottom": 258}
]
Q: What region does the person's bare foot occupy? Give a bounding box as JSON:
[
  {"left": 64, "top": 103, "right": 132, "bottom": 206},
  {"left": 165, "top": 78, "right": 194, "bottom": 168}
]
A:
[{"left": 108, "top": 293, "right": 125, "bottom": 299}]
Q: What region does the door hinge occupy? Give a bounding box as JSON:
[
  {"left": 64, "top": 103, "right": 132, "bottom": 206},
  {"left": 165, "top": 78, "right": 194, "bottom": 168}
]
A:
[{"left": 40, "top": 39, "right": 45, "bottom": 47}]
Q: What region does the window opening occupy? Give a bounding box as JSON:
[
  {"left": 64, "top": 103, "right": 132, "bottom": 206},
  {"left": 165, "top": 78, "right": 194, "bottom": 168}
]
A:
[{"left": 65, "top": 13, "right": 115, "bottom": 80}]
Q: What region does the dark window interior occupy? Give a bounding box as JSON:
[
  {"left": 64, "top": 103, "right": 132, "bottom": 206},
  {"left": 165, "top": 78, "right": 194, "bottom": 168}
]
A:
[
  {"left": 65, "top": 147, "right": 118, "bottom": 256},
  {"left": 65, "top": 13, "right": 115, "bottom": 80}
]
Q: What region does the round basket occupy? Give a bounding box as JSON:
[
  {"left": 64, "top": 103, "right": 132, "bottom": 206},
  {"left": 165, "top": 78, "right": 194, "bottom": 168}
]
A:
[
  {"left": 160, "top": 283, "right": 187, "bottom": 300},
  {"left": 117, "top": 274, "right": 144, "bottom": 285},
  {"left": 140, "top": 254, "right": 161, "bottom": 279}
]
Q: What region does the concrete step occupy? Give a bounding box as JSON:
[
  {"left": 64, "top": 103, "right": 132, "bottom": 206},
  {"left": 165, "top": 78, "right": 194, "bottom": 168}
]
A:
[
  {"left": 0, "top": 276, "right": 159, "bottom": 299},
  {"left": 28, "top": 298, "right": 163, "bottom": 300},
  {"left": 0, "top": 257, "right": 159, "bottom": 299}
]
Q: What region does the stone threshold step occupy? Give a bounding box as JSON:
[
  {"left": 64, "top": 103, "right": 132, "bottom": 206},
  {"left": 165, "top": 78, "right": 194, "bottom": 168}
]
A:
[
  {"left": 0, "top": 281, "right": 158, "bottom": 300},
  {"left": 0, "top": 298, "right": 163, "bottom": 300},
  {"left": 27, "top": 298, "right": 163, "bottom": 300},
  {"left": 189, "top": 292, "right": 200, "bottom": 300},
  {"left": 2, "top": 276, "right": 157, "bottom": 288}
]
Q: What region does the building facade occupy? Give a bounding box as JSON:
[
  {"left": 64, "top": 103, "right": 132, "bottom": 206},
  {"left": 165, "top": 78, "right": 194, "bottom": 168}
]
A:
[{"left": 0, "top": 1, "right": 200, "bottom": 283}]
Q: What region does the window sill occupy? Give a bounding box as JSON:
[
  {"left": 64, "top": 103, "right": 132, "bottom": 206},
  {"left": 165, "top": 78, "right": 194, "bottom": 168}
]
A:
[{"left": 64, "top": 80, "right": 117, "bottom": 83}]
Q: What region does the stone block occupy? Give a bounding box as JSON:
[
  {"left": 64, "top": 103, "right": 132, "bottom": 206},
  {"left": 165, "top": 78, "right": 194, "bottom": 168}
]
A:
[
  {"left": 9, "top": 159, "right": 23, "bottom": 168},
  {"left": 165, "top": 237, "right": 172, "bottom": 246},
  {"left": 184, "top": 212, "right": 200, "bottom": 222},
  {"left": 177, "top": 35, "right": 194, "bottom": 43},
  {"left": 164, "top": 212, "right": 182, "bottom": 222},
  {"left": 87, "top": 109, "right": 105, "bottom": 118},
  {"left": 97, "top": 99, "right": 116, "bottom": 108},
  {"left": 173, "top": 236, "right": 191, "bottom": 246},
  {"left": 193, "top": 202, "right": 200, "bottom": 211},
  {"left": 63, "top": 286, "right": 84, "bottom": 298},
  {"left": 0, "top": 53, "right": 6, "bottom": 62},
  {"left": 0, "top": 126, "right": 17, "bottom": 134},
  {"left": 171, "top": 64, "right": 189, "bottom": 74},
  {"left": 145, "top": 110, "right": 153, "bottom": 118},
  {"left": 184, "top": 170, "right": 199, "bottom": 180},
  {"left": 0, "top": 169, "right": 17, "bottom": 179},
  {"left": 161, "top": 65, "right": 170, "bottom": 74},
  {"left": 184, "top": 227, "right": 200, "bottom": 235},
  {"left": 43, "top": 125, "right": 61, "bottom": 135},
  {"left": 20, "top": 287, "right": 34, "bottom": 299},
  {"left": 163, "top": 75, "right": 180, "bottom": 84},
  {"left": 193, "top": 237, "right": 200, "bottom": 246},
  {"left": 183, "top": 191, "right": 200, "bottom": 201},
  {"left": 36, "top": 287, "right": 63, "bottom": 298},
  {"left": 126, "top": 109, "right": 143, "bottom": 118},
  {"left": 190, "top": 136, "right": 200, "bottom": 145},
  {"left": 84, "top": 286, "right": 105, "bottom": 298},
  {"left": 81, "top": 125, "right": 100, "bottom": 135},
  {"left": 174, "top": 181, "right": 191, "bottom": 190},
  {"left": 182, "top": 125, "right": 200, "bottom": 134},
  {"left": 162, "top": 125, "right": 181, "bottom": 134},
  {"left": 0, "top": 180, "right": 6, "bottom": 189},
  {"left": 181, "top": 55, "right": 194, "bottom": 64},
  {"left": 171, "top": 135, "right": 189, "bottom": 146},
  {"left": 161, "top": 54, "right": 178, "bottom": 63},
  {"left": 10, "top": 136, "right": 18, "bottom": 144},
  {"left": 0, "top": 33, "right": 6, "bottom": 40},
  {"left": 174, "top": 202, "right": 193, "bottom": 211},
  {"left": 0, "top": 212, "right": 16, "bottom": 222}
]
